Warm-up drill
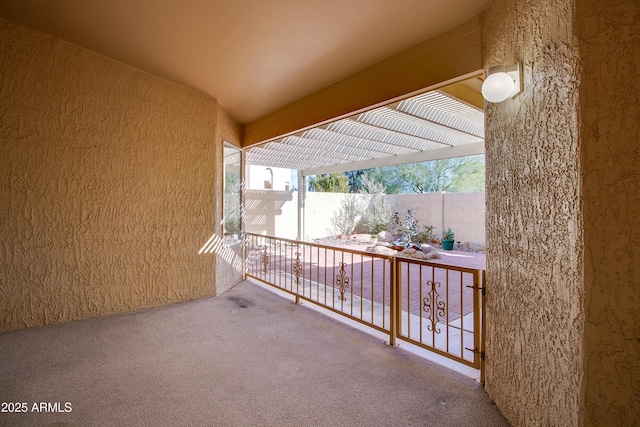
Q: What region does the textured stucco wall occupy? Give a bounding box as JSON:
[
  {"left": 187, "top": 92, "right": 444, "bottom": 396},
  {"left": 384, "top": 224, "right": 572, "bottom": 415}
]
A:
[
  {"left": 482, "top": 0, "right": 584, "bottom": 425},
  {"left": 577, "top": 0, "right": 640, "bottom": 424},
  {"left": 0, "top": 18, "right": 240, "bottom": 332}
]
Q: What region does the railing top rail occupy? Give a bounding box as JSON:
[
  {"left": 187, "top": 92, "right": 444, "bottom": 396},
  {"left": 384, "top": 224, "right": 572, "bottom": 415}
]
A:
[
  {"left": 246, "top": 233, "right": 484, "bottom": 274},
  {"left": 395, "top": 255, "right": 484, "bottom": 275},
  {"left": 245, "top": 232, "right": 395, "bottom": 261}
]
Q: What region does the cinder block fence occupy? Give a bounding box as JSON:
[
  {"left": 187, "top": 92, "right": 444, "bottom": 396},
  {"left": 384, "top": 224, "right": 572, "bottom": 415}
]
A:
[{"left": 245, "top": 190, "right": 486, "bottom": 246}]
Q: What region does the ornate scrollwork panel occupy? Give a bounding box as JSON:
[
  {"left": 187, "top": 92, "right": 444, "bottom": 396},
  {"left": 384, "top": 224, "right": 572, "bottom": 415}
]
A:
[
  {"left": 336, "top": 262, "right": 350, "bottom": 301},
  {"left": 422, "top": 280, "right": 446, "bottom": 334},
  {"left": 261, "top": 247, "right": 269, "bottom": 273},
  {"left": 292, "top": 251, "right": 303, "bottom": 285}
]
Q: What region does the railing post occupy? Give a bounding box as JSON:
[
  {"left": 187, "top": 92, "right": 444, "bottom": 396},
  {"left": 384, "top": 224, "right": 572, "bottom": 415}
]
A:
[
  {"left": 480, "top": 269, "right": 486, "bottom": 385},
  {"left": 389, "top": 257, "right": 397, "bottom": 346},
  {"left": 396, "top": 258, "right": 402, "bottom": 343}
]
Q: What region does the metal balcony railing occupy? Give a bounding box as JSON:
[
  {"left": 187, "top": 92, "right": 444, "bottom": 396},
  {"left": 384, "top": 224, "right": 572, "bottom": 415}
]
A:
[{"left": 244, "top": 232, "right": 485, "bottom": 378}]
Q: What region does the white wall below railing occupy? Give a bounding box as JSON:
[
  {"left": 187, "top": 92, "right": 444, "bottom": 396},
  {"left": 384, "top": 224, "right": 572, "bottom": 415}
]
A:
[{"left": 244, "top": 190, "right": 486, "bottom": 246}]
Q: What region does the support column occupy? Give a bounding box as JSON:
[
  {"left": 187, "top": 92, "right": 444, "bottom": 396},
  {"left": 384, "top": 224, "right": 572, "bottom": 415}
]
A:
[{"left": 482, "top": 0, "right": 583, "bottom": 425}]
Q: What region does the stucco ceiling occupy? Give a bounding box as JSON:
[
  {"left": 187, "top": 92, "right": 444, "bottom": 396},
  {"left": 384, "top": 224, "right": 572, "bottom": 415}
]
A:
[{"left": 0, "top": 0, "right": 488, "bottom": 124}]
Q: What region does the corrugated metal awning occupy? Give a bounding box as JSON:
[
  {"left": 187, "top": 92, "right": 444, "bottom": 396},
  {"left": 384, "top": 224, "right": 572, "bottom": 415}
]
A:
[{"left": 246, "top": 88, "right": 484, "bottom": 176}]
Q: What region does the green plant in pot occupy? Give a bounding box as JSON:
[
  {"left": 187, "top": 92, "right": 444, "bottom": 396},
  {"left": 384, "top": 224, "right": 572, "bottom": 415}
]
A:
[{"left": 441, "top": 228, "right": 455, "bottom": 251}]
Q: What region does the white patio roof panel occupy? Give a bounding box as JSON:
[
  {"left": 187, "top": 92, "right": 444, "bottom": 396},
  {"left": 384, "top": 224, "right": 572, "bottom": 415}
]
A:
[
  {"left": 328, "top": 120, "right": 446, "bottom": 151},
  {"left": 249, "top": 148, "right": 337, "bottom": 169},
  {"left": 304, "top": 127, "right": 418, "bottom": 156},
  {"left": 253, "top": 147, "right": 362, "bottom": 167},
  {"left": 263, "top": 137, "right": 378, "bottom": 162},
  {"left": 358, "top": 108, "right": 479, "bottom": 147},
  {"left": 245, "top": 88, "right": 485, "bottom": 175},
  {"left": 247, "top": 153, "right": 325, "bottom": 169},
  {"left": 397, "top": 91, "right": 484, "bottom": 138}
]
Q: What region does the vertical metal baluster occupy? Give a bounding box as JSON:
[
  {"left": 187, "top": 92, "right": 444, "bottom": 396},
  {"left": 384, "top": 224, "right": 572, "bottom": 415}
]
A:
[
  {"left": 303, "top": 244, "right": 307, "bottom": 297},
  {"left": 316, "top": 246, "right": 320, "bottom": 303},
  {"left": 322, "top": 248, "right": 327, "bottom": 304},
  {"left": 431, "top": 266, "right": 436, "bottom": 347},
  {"left": 395, "top": 258, "right": 401, "bottom": 343},
  {"left": 351, "top": 254, "right": 355, "bottom": 316},
  {"left": 278, "top": 239, "right": 281, "bottom": 290},
  {"left": 407, "top": 261, "right": 411, "bottom": 338},
  {"left": 360, "top": 254, "right": 364, "bottom": 319},
  {"left": 332, "top": 250, "right": 336, "bottom": 309},
  {"left": 480, "top": 270, "right": 486, "bottom": 382},
  {"left": 418, "top": 265, "right": 423, "bottom": 342},
  {"left": 291, "top": 244, "right": 300, "bottom": 298},
  {"left": 341, "top": 252, "right": 345, "bottom": 310},
  {"left": 389, "top": 258, "right": 396, "bottom": 346},
  {"left": 272, "top": 237, "right": 276, "bottom": 285},
  {"left": 383, "top": 259, "right": 387, "bottom": 330},
  {"left": 371, "top": 256, "right": 375, "bottom": 324},
  {"left": 457, "top": 270, "right": 462, "bottom": 358}
]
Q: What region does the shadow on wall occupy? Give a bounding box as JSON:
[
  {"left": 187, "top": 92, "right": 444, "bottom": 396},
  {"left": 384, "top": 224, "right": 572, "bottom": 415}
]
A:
[
  {"left": 245, "top": 190, "right": 294, "bottom": 236},
  {"left": 198, "top": 232, "right": 244, "bottom": 294},
  {"left": 198, "top": 233, "right": 242, "bottom": 264}
]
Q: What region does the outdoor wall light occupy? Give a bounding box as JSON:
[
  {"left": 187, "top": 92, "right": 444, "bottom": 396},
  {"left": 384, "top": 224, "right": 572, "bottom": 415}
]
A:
[{"left": 481, "top": 63, "right": 522, "bottom": 103}]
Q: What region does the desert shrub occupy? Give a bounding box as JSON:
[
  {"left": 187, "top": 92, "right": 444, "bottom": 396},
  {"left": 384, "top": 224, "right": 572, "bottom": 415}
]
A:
[
  {"left": 358, "top": 174, "right": 393, "bottom": 234},
  {"left": 389, "top": 209, "right": 420, "bottom": 243},
  {"left": 330, "top": 173, "right": 393, "bottom": 236},
  {"left": 330, "top": 194, "right": 365, "bottom": 235},
  {"left": 388, "top": 208, "right": 436, "bottom": 243},
  {"left": 414, "top": 225, "right": 435, "bottom": 243}
]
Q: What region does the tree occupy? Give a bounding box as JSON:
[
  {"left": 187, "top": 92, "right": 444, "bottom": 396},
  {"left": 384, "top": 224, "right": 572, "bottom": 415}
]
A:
[
  {"left": 345, "top": 170, "right": 366, "bottom": 193},
  {"left": 308, "top": 156, "right": 484, "bottom": 194},
  {"left": 365, "top": 167, "right": 406, "bottom": 194},
  {"left": 307, "top": 172, "right": 350, "bottom": 193},
  {"left": 368, "top": 155, "right": 485, "bottom": 193}
]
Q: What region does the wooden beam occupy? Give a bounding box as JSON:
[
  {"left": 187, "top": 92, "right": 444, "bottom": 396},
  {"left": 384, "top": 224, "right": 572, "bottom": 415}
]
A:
[{"left": 243, "top": 16, "right": 483, "bottom": 147}]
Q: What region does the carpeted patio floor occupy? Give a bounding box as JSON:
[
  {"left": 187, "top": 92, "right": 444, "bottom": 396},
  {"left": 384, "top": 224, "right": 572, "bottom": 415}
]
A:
[{"left": 0, "top": 280, "right": 508, "bottom": 427}]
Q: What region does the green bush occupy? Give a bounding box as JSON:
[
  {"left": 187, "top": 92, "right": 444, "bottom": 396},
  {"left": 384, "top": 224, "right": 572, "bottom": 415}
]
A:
[{"left": 414, "top": 225, "right": 435, "bottom": 243}]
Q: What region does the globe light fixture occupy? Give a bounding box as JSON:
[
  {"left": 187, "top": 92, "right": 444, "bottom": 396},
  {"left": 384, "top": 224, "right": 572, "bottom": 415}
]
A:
[{"left": 481, "top": 64, "right": 522, "bottom": 103}]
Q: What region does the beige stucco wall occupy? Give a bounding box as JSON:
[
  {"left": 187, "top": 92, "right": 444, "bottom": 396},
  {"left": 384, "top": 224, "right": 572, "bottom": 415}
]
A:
[
  {"left": 483, "top": 0, "right": 639, "bottom": 425},
  {"left": 577, "top": 0, "right": 640, "bottom": 424},
  {"left": 0, "top": 18, "right": 241, "bottom": 332},
  {"left": 482, "top": 0, "right": 584, "bottom": 425}
]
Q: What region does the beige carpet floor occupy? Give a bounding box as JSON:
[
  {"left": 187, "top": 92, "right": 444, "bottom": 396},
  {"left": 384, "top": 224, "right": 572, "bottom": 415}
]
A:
[{"left": 0, "top": 280, "right": 508, "bottom": 426}]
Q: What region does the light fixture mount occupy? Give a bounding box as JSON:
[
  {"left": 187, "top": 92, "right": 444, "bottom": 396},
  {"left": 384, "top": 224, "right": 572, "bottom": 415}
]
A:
[{"left": 481, "top": 63, "right": 522, "bottom": 103}]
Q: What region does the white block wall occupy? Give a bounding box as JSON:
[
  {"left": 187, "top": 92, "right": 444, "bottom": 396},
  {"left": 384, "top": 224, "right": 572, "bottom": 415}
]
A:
[{"left": 244, "top": 190, "right": 486, "bottom": 245}]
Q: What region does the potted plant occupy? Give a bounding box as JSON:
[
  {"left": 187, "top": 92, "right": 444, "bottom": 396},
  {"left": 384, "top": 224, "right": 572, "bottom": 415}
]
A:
[
  {"left": 370, "top": 234, "right": 378, "bottom": 244},
  {"left": 441, "top": 228, "right": 455, "bottom": 250}
]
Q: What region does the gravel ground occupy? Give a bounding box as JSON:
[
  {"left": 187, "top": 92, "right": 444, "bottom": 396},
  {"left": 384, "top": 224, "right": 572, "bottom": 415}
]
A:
[{"left": 312, "top": 236, "right": 365, "bottom": 246}]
